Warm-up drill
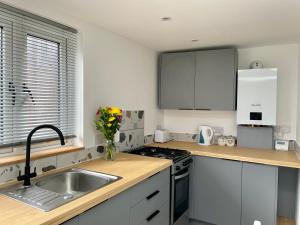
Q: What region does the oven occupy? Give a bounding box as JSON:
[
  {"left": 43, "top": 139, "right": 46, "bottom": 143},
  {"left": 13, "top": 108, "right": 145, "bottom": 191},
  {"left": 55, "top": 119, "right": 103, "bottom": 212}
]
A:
[
  {"left": 127, "top": 146, "right": 192, "bottom": 225},
  {"left": 171, "top": 158, "right": 192, "bottom": 225}
]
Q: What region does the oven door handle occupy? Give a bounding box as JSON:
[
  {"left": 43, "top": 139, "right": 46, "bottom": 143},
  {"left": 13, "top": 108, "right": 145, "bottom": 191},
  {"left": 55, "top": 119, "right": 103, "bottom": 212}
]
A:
[{"left": 175, "top": 171, "right": 189, "bottom": 180}]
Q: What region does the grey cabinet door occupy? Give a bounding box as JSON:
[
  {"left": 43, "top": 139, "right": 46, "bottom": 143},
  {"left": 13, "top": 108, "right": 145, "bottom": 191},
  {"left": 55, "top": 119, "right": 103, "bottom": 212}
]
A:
[
  {"left": 241, "top": 163, "right": 278, "bottom": 225},
  {"left": 61, "top": 217, "right": 79, "bottom": 225},
  {"left": 195, "top": 48, "right": 237, "bottom": 110},
  {"left": 159, "top": 52, "right": 196, "bottom": 109},
  {"left": 190, "top": 156, "right": 242, "bottom": 225},
  {"left": 79, "top": 190, "right": 130, "bottom": 225}
]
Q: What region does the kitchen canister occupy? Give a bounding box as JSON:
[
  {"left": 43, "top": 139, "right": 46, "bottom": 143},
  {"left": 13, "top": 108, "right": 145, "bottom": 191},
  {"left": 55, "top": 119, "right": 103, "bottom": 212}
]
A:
[
  {"left": 217, "top": 135, "right": 235, "bottom": 147},
  {"left": 225, "top": 136, "right": 235, "bottom": 147},
  {"left": 217, "top": 136, "right": 226, "bottom": 146}
]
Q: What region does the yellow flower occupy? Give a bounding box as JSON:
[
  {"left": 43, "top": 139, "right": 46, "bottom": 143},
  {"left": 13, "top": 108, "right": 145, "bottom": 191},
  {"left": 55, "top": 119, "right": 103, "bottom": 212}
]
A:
[
  {"left": 109, "top": 107, "right": 122, "bottom": 116},
  {"left": 107, "top": 123, "right": 112, "bottom": 127},
  {"left": 109, "top": 117, "right": 116, "bottom": 122}
]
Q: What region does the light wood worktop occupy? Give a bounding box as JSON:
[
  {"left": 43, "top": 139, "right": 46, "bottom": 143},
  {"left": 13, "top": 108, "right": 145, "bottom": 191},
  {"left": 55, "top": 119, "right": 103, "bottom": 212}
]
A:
[
  {"left": 277, "top": 217, "right": 296, "bottom": 225},
  {"left": 0, "top": 153, "right": 172, "bottom": 225},
  {"left": 146, "top": 141, "right": 300, "bottom": 169}
]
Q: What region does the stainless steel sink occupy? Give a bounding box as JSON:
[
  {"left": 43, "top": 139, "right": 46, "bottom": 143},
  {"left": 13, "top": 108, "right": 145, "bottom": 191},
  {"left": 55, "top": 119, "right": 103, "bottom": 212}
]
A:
[{"left": 0, "top": 168, "right": 121, "bottom": 211}]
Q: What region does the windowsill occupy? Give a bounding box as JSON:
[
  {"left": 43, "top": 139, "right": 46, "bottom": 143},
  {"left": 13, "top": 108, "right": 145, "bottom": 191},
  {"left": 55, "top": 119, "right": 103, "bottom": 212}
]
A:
[{"left": 0, "top": 145, "right": 84, "bottom": 167}]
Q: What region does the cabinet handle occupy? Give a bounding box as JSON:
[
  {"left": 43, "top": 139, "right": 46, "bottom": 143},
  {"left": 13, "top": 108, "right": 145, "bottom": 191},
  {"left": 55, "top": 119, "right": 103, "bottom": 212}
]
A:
[
  {"left": 195, "top": 108, "right": 211, "bottom": 111},
  {"left": 146, "top": 210, "right": 160, "bottom": 222},
  {"left": 183, "top": 158, "right": 193, "bottom": 166},
  {"left": 178, "top": 108, "right": 193, "bottom": 110},
  {"left": 146, "top": 190, "right": 160, "bottom": 200}
]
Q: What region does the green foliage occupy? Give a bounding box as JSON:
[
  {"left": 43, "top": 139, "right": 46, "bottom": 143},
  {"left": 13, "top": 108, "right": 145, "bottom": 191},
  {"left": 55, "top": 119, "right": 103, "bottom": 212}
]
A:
[{"left": 95, "top": 107, "right": 122, "bottom": 141}]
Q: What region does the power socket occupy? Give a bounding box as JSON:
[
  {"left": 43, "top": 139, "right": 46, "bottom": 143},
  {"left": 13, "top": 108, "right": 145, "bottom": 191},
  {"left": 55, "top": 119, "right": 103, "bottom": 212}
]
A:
[
  {"left": 254, "top": 220, "right": 262, "bottom": 225},
  {"left": 212, "top": 126, "right": 224, "bottom": 135}
]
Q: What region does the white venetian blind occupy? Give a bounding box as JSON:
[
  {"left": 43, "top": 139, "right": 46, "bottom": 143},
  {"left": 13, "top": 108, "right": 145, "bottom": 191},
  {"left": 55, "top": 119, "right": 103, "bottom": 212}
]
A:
[{"left": 0, "top": 5, "right": 77, "bottom": 150}]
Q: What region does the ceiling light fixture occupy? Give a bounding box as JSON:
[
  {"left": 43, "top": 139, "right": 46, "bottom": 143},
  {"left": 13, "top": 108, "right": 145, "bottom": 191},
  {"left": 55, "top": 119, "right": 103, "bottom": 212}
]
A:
[
  {"left": 191, "top": 39, "right": 199, "bottom": 42},
  {"left": 161, "top": 17, "right": 172, "bottom": 21}
]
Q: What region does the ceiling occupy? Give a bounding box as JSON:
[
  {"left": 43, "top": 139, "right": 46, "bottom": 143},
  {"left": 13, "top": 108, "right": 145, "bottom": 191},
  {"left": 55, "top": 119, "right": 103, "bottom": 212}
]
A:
[{"left": 4, "top": 0, "right": 300, "bottom": 51}]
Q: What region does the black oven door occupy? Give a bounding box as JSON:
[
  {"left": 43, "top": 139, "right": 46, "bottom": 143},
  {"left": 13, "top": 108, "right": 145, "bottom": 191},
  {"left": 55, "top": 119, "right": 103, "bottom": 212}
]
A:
[{"left": 173, "top": 168, "right": 189, "bottom": 223}]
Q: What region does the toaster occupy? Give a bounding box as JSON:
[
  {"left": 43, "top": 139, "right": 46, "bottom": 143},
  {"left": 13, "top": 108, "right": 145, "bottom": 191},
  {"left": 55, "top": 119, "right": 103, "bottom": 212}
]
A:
[{"left": 154, "top": 129, "right": 170, "bottom": 143}]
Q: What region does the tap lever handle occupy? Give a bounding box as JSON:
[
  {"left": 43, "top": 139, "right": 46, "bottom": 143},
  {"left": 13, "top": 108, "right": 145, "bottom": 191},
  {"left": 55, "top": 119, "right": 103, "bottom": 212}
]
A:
[
  {"left": 17, "top": 170, "right": 24, "bottom": 181},
  {"left": 29, "top": 167, "right": 37, "bottom": 178}
]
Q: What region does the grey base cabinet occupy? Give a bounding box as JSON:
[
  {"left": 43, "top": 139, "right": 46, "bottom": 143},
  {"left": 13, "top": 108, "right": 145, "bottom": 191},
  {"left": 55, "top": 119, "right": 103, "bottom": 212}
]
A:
[
  {"left": 190, "top": 156, "right": 278, "bottom": 225},
  {"left": 189, "top": 156, "right": 242, "bottom": 225},
  {"left": 241, "top": 163, "right": 278, "bottom": 225},
  {"left": 61, "top": 168, "right": 170, "bottom": 225},
  {"left": 61, "top": 217, "right": 79, "bottom": 225},
  {"left": 79, "top": 189, "right": 131, "bottom": 225},
  {"left": 129, "top": 168, "right": 170, "bottom": 225}
]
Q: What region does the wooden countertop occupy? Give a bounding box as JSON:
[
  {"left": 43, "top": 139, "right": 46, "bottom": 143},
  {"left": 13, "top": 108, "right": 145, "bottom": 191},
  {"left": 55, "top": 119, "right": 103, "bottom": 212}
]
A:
[
  {"left": 0, "top": 153, "right": 172, "bottom": 225},
  {"left": 146, "top": 141, "right": 300, "bottom": 169}
]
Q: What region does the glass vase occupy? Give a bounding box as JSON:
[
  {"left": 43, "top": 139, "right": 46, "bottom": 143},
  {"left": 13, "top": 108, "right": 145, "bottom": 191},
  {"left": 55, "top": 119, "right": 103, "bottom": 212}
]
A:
[{"left": 105, "top": 139, "right": 116, "bottom": 161}]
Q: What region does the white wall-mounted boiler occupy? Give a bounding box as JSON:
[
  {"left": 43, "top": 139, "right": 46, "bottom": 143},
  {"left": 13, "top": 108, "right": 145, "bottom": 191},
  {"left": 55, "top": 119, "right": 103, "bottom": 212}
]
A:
[{"left": 237, "top": 68, "right": 277, "bottom": 126}]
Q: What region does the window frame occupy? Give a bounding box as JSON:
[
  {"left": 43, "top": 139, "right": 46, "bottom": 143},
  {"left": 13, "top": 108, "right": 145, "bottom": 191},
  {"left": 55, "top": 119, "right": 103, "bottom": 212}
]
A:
[
  {"left": 0, "top": 18, "right": 13, "bottom": 154},
  {"left": 0, "top": 12, "right": 77, "bottom": 156}
]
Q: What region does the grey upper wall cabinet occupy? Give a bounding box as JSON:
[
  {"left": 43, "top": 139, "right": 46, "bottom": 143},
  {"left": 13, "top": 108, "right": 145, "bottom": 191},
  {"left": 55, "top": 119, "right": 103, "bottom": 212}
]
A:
[
  {"left": 195, "top": 48, "right": 237, "bottom": 110},
  {"left": 158, "top": 48, "right": 237, "bottom": 110},
  {"left": 159, "top": 52, "right": 196, "bottom": 109}
]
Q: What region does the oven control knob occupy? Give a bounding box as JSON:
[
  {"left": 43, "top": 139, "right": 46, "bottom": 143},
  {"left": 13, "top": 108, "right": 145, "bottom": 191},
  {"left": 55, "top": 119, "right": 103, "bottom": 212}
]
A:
[{"left": 176, "top": 166, "right": 181, "bottom": 171}]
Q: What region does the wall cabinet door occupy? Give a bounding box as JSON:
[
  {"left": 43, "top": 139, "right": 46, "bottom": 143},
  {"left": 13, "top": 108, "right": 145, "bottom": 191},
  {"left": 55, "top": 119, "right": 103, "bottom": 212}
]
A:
[
  {"left": 78, "top": 190, "right": 130, "bottom": 225},
  {"left": 190, "top": 156, "right": 242, "bottom": 225},
  {"left": 159, "top": 52, "right": 196, "bottom": 109},
  {"left": 195, "top": 48, "right": 237, "bottom": 110},
  {"left": 241, "top": 163, "right": 278, "bottom": 225}
]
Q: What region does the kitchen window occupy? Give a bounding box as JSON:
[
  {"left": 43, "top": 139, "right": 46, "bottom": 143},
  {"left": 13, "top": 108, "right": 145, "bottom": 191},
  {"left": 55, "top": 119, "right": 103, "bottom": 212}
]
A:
[{"left": 0, "top": 6, "right": 77, "bottom": 155}]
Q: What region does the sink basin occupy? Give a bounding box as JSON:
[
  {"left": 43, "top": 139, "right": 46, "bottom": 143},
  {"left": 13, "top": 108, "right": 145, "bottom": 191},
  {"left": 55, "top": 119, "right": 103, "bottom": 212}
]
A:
[
  {"left": 0, "top": 168, "right": 121, "bottom": 211},
  {"left": 35, "top": 169, "right": 119, "bottom": 195}
]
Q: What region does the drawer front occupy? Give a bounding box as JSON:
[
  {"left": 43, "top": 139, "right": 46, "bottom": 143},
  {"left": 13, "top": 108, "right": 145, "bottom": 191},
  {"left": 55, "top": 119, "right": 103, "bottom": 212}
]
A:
[
  {"left": 130, "top": 168, "right": 170, "bottom": 206},
  {"left": 139, "top": 201, "right": 169, "bottom": 225},
  {"left": 130, "top": 184, "right": 170, "bottom": 225}
]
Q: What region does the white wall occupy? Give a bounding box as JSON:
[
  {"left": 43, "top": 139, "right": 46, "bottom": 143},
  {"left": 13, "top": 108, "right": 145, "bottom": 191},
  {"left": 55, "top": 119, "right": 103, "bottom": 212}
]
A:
[
  {"left": 297, "top": 45, "right": 300, "bottom": 143},
  {"left": 3, "top": 0, "right": 162, "bottom": 148},
  {"left": 295, "top": 44, "right": 300, "bottom": 225},
  {"left": 163, "top": 44, "right": 299, "bottom": 139},
  {"left": 82, "top": 24, "right": 161, "bottom": 147},
  {"left": 163, "top": 110, "right": 236, "bottom": 135}
]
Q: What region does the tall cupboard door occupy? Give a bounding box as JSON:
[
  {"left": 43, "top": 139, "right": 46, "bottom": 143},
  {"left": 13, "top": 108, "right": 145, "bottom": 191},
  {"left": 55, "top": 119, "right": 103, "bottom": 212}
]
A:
[
  {"left": 190, "top": 156, "right": 242, "bottom": 225},
  {"left": 241, "top": 163, "right": 278, "bottom": 225},
  {"left": 195, "top": 48, "right": 237, "bottom": 110},
  {"left": 159, "top": 52, "right": 196, "bottom": 109}
]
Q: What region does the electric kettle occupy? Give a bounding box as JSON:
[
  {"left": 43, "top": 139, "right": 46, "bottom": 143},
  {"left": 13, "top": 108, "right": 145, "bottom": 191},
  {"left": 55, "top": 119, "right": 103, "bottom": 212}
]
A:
[{"left": 198, "top": 126, "right": 214, "bottom": 146}]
